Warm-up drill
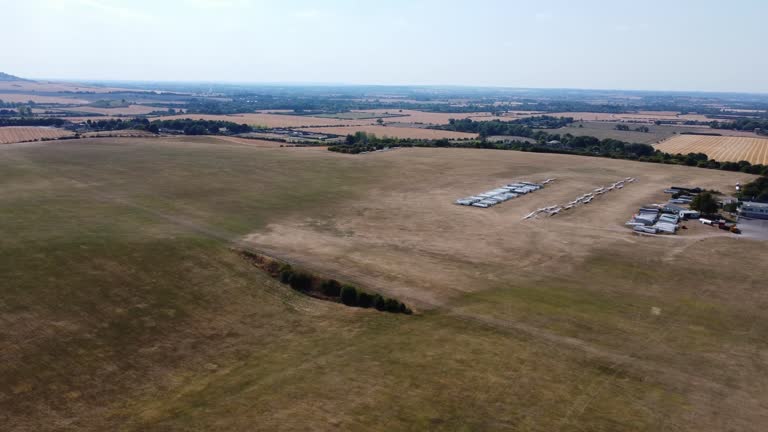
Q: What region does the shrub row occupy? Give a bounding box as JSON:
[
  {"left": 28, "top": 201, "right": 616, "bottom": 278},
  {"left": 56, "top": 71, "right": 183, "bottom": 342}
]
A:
[
  {"left": 278, "top": 264, "right": 412, "bottom": 314},
  {"left": 239, "top": 251, "right": 412, "bottom": 315}
]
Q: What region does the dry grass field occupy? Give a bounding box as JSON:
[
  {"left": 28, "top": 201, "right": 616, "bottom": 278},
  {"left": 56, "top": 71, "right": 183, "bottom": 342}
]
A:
[
  {"left": 348, "top": 109, "right": 495, "bottom": 124},
  {"left": 655, "top": 134, "right": 768, "bottom": 164},
  {"left": 0, "top": 126, "right": 73, "bottom": 144},
  {"left": 81, "top": 130, "right": 159, "bottom": 138},
  {"left": 59, "top": 105, "right": 160, "bottom": 116},
  {"left": 0, "top": 93, "right": 89, "bottom": 104},
  {"left": 0, "top": 80, "right": 138, "bottom": 94},
  {"left": 2, "top": 137, "right": 767, "bottom": 431},
  {"left": 297, "top": 125, "right": 478, "bottom": 139},
  {"left": 59, "top": 116, "right": 131, "bottom": 122},
  {"left": 157, "top": 113, "right": 378, "bottom": 128},
  {"left": 552, "top": 111, "right": 712, "bottom": 123}
]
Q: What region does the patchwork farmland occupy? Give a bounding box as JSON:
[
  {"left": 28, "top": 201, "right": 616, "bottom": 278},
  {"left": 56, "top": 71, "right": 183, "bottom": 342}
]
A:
[{"left": 655, "top": 134, "right": 768, "bottom": 165}]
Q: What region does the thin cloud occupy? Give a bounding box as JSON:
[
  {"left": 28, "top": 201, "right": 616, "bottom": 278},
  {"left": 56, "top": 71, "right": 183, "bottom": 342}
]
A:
[
  {"left": 55, "top": 0, "right": 158, "bottom": 23},
  {"left": 187, "top": 0, "right": 250, "bottom": 9}
]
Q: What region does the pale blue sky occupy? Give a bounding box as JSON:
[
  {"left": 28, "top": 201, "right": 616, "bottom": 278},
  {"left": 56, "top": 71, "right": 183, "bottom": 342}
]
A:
[{"left": 2, "top": 0, "right": 767, "bottom": 92}]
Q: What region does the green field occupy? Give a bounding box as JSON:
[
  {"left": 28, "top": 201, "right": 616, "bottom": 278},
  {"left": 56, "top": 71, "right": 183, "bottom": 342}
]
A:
[
  {"left": 310, "top": 112, "right": 407, "bottom": 120},
  {"left": 2, "top": 137, "right": 767, "bottom": 431},
  {"left": 88, "top": 99, "right": 133, "bottom": 108},
  {"left": 537, "top": 121, "right": 750, "bottom": 144}
]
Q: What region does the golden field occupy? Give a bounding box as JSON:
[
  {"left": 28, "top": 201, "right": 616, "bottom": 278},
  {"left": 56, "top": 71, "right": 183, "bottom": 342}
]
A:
[
  {"left": 655, "top": 134, "right": 768, "bottom": 165},
  {"left": 156, "top": 113, "right": 377, "bottom": 128},
  {"left": 0, "top": 93, "right": 89, "bottom": 104},
  {"left": 0, "top": 126, "right": 73, "bottom": 144},
  {"left": 59, "top": 105, "right": 161, "bottom": 116},
  {"left": 297, "top": 125, "right": 478, "bottom": 139}
]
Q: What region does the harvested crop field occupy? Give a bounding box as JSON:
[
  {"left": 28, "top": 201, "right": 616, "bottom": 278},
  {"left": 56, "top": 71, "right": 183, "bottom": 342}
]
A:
[
  {"left": 551, "top": 111, "right": 713, "bottom": 123},
  {"left": 81, "top": 130, "right": 158, "bottom": 138},
  {"left": 350, "top": 109, "right": 494, "bottom": 124},
  {"left": 59, "top": 105, "right": 160, "bottom": 116},
  {"left": 2, "top": 136, "right": 767, "bottom": 431},
  {"left": 0, "top": 126, "right": 73, "bottom": 144},
  {"left": 156, "top": 113, "right": 377, "bottom": 128},
  {"left": 351, "top": 109, "right": 546, "bottom": 125},
  {"left": 59, "top": 116, "right": 132, "bottom": 122},
  {"left": 655, "top": 134, "right": 768, "bottom": 164},
  {"left": 297, "top": 125, "right": 478, "bottom": 139},
  {"left": 0, "top": 80, "right": 137, "bottom": 94},
  {"left": 0, "top": 93, "right": 89, "bottom": 104}
]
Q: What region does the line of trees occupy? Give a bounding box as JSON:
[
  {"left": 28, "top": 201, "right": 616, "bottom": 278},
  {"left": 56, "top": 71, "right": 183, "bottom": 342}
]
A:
[
  {"left": 278, "top": 264, "right": 412, "bottom": 313},
  {"left": 328, "top": 131, "right": 768, "bottom": 176},
  {"left": 0, "top": 99, "right": 24, "bottom": 108},
  {"left": 711, "top": 118, "right": 768, "bottom": 135},
  {"left": 739, "top": 176, "right": 768, "bottom": 202},
  {"left": 0, "top": 116, "right": 255, "bottom": 137},
  {"left": 615, "top": 124, "right": 649, "bottom": 132},
  {"left": 239, "top": 250, "right": 413, "bottom": 314},
  {"left": 81, "top": 118, "right": 253, "bottom": 135},
  {"left": 0, "top": 117, "right": 67, "bottom": 127}
]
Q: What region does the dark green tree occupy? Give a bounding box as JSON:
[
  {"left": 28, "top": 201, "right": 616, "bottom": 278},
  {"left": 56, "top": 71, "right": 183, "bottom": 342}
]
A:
[
  {"left": 289, "top": 272, "right": 312, "bottom": 292},
  {"left": 358, "top": 292, "right": 374, "bottom": 308},
  {"left": 373, "top": 294, "right": 386, "bottom": 311},
  {"left": 691, "top": 192, "right": 719, "bottom": 214},
  {"left": 340, "top": 285, "right": 358, "bottom": 306},
  {"left": 321, "top": 279, "right": 342, "bottom": 297}
]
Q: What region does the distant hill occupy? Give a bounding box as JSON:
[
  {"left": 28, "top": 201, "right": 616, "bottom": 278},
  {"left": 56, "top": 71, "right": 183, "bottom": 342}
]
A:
[{"left": 0, "top": 72, "right": 32, "bottom": 82}]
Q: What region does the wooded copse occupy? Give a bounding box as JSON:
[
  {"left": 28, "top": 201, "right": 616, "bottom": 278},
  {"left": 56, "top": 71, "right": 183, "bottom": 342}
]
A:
[{"left": 435, "top": 116, "right": 573, "bottom": 138}]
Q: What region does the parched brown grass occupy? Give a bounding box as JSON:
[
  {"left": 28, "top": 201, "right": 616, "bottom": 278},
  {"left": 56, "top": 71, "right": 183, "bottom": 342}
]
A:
[
  {"left": 156, "top": 113, "right": 378, "bottom": 128},
  {"left": 0, "top": 80, "right": 139, "bottom": 94},
  {"left": 351, "top": 109, "right": 547, "bottom": 125},
  {"left": 0, "top": 93, "right": 89, "bottom": 104},
  {"left": 349, "top": 109, "right": 492, "bottom": 124},
  {"left": 59, "top": 105, "right": 160, "bottom": 116},
  {"left": 81, "top": 130, "right": 158, "bottom": 138},
  {"left": 2, "top": 137, "right": 767, "bottom": 431},
  {"left": 655, "top": 134, "right": 768, "bottom": 165},
  {"left": 58, "top": 116, "right": 130, "bottom": 122},
  {"left": 553, "top": 111, "right": 712, "bottom": 123},
  {"left": 297, "top": 125, "right": 478, "bottom": 139},
  {"left": 0, "top": 127, "right": 73, "bottom": 144}
]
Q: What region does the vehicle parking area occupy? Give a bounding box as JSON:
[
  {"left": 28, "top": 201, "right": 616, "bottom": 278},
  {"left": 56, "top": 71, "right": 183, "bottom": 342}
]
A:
[{"left": 736, "top": 218, "right": 768, "bottom": 240}]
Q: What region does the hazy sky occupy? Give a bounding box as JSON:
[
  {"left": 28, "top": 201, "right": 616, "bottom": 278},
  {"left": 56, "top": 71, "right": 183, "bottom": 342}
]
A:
[{"left": 2, "top": 0, "right": 767, "bottom": 92}]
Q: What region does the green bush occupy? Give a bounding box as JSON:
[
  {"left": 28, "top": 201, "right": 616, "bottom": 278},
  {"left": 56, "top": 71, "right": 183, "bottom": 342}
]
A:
[
  {"left": 321, "top": 279, "right": 342, "bottom": 297},
  {"left": 385, "top": 298, "right": 401, "bottom": 313},
  {"left": 279, "top": 265, "right": 294, "bottom": 284},
  {"left": 340, "top": 285, "right": 359, "bottom": 306},
  {"left": 358, "top": 292, "right": 374, "bottom": 308},
  {"left": 374, "top": 294, "right": 386, "bottom": 311},
  {"left": 289, "top": 272, "right": 312, "bottom": 292}
]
